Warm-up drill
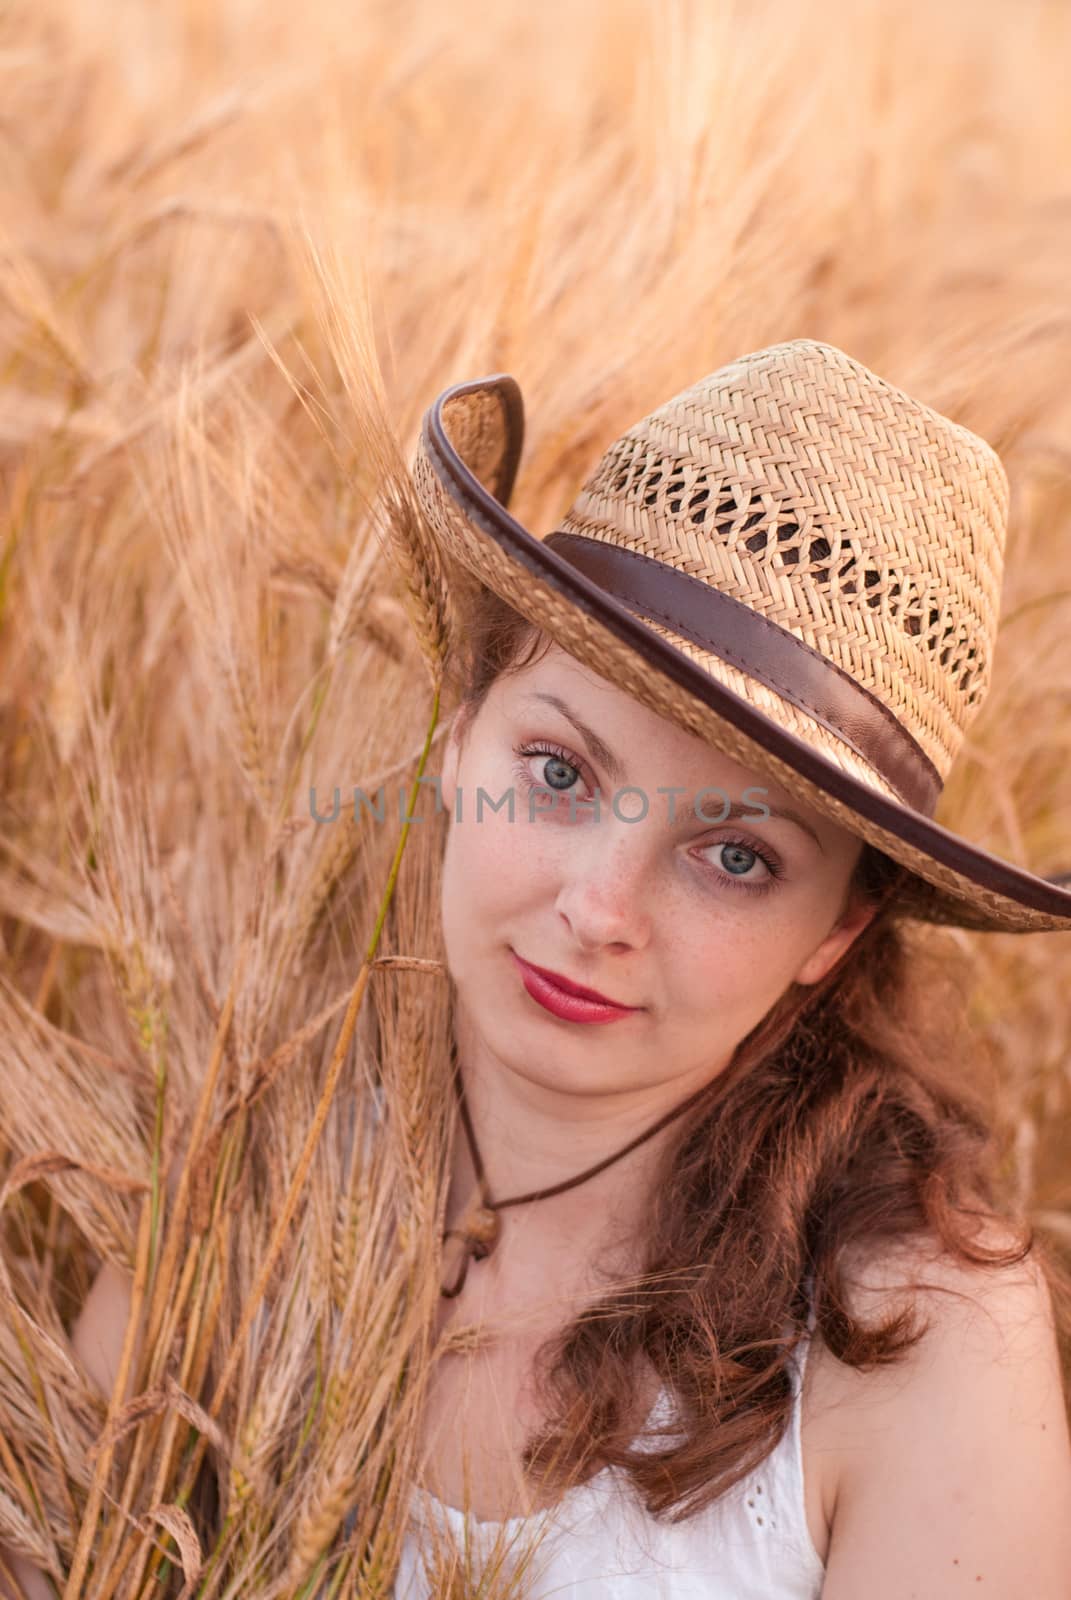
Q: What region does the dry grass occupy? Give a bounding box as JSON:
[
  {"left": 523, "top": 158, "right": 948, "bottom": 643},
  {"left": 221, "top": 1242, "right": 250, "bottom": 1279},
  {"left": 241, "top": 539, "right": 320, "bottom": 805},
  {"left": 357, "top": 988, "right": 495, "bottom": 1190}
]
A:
[{"left": 0, "top": 0, "right": 1070, "bottom": 1593}]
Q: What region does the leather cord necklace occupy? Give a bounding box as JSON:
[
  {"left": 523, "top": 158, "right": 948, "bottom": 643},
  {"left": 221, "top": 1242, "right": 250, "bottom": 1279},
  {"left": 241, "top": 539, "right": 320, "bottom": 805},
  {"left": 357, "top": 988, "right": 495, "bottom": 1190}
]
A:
[{"left": 440, "top": 1043, "right": 720, "bottom": 1298}]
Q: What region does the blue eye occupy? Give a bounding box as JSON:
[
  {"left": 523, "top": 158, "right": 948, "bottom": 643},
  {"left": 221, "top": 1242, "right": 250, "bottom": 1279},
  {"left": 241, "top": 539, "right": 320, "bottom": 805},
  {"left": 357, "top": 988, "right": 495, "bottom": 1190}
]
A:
[
  {"left": 512, "top": 741, "right": 596, "bottom": 805},
  {"left": 698, "top": 837, "right": 783, "bottom": 896}
]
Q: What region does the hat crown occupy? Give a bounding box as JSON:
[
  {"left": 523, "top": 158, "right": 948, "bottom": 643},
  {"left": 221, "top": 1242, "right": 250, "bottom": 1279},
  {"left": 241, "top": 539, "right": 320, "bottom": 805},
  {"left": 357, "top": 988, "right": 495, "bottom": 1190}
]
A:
[{"left": 554, "top": 339, "right": 1009, "bottom": 789}]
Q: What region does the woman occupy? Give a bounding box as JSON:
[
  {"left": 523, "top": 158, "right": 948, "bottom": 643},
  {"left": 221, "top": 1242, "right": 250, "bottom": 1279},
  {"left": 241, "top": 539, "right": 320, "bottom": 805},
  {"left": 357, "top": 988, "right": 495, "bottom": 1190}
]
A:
[
  {"left": 392, "top": 339, "right": 1071, "bottom": 1597},
  {"left": 390, "top": 615, "right": 1068, "bottom": 1599},
  {"left": 5, "top": 339, "right": 1071, "bottom": 1600}
]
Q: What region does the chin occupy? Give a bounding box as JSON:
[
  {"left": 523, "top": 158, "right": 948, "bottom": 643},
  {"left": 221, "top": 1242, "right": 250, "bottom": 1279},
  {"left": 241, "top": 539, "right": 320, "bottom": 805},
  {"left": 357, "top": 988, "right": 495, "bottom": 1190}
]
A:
[{"left": 501, "top": 1022, "right": 643, "bottom": 1105}]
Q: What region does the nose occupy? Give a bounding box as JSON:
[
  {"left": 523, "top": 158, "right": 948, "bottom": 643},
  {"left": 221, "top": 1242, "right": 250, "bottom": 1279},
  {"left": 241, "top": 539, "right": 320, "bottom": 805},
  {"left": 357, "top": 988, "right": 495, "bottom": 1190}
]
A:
[{"left": 553, "top": 817, "right": 655, "bottom": 954}]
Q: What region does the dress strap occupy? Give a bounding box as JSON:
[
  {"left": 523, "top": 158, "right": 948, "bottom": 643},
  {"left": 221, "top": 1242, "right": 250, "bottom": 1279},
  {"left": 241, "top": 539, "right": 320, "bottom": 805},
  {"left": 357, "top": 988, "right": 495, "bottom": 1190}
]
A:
[{"left": 803, "top": 1269, "right": 818, "bottom": 1336}]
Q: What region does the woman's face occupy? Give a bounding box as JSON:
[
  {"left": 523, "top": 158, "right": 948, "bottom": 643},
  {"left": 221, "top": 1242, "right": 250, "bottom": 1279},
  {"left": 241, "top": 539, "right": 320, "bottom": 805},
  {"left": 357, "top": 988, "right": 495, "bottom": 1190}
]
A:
[{"left": 440, "top": 641, "right": 877, "bottom": 1101}]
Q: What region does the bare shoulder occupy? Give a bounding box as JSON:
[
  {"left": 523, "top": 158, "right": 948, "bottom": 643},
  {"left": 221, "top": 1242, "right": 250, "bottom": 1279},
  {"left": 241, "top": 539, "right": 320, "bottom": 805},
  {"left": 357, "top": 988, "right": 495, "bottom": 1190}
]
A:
[
  {"left": 70, "top": 1257, "right": 137, "bottom": 1398},
  {"left": 802, "top": 1222, "right": 1071, "bottom": 1598},
  {"left": 829, "top": 1218, "right": 1053, "bottom": 1340},
  {"left": 803, "top": 1221, "right": 1059, "bottom": 1444}
]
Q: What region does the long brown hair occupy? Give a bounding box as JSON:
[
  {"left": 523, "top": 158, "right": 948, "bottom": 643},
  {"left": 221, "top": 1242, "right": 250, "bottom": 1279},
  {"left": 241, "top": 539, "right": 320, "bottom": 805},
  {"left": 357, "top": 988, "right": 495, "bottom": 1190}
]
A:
[{"left": 442, "top": 577, "right": 1071, "bottom": 1524}]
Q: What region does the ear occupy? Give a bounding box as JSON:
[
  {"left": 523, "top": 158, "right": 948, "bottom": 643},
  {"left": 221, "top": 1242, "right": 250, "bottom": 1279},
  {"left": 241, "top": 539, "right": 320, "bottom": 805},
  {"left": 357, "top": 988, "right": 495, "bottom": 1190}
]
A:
[{"left": 793, "top": 893, "right": 879, "bottom": 987}]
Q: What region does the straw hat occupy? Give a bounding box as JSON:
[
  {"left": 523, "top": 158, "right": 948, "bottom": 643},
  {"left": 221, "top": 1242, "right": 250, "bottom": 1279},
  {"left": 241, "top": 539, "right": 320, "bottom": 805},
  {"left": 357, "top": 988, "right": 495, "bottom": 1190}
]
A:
[{"left": 410, "top": 338, "right": 1071, "bottom": 934}]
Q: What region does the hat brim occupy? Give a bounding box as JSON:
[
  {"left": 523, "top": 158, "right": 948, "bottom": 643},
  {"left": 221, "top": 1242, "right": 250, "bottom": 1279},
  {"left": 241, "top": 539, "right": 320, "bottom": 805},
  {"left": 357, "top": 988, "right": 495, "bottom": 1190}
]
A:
[{"left": 411, "top": 373, "right": 1071, "bottom": 934}]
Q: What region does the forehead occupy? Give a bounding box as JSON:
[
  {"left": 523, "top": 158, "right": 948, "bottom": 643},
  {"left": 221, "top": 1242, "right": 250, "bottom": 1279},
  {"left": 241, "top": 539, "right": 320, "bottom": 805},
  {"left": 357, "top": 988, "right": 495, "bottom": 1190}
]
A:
[
  {"left": 498, "top": 651, "right": 869, "bottom": 861},
  {"left": 497, "top": 643, "right": 815, "bottom": 806}
]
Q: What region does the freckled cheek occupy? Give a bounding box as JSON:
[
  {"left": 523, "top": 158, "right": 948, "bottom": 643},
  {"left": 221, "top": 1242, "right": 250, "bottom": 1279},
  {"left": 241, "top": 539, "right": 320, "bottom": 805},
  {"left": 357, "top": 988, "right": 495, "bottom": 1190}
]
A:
[
  {"left": 447, "top": 808, "right": 550, "bottom": 914},
  {"left": 657, "top": 907, "right": 814, "bottom": 1014}
]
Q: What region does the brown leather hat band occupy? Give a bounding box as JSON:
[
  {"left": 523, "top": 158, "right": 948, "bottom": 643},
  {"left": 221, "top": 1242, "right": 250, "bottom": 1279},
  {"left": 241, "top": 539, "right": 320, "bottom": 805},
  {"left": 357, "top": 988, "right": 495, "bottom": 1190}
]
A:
[{"left": 544, "top": 531, "right": 943, "bottom": 817}]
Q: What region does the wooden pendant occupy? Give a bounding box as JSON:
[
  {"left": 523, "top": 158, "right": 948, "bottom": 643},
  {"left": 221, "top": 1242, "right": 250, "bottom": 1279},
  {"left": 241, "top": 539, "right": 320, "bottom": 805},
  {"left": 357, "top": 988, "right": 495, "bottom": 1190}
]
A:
[
  {"left": 441, "top": 1204, "right": 500, "bottom": 1298},
  {"left": 462, "top": 1204, "right": 499, "bottom": 1259}
]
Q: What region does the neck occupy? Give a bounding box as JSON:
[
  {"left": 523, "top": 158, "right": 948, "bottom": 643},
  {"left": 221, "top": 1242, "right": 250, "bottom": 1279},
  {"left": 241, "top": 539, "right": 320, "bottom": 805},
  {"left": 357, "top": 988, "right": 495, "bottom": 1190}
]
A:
[{"left": 443, "top": 1016, "right": 724, "bottom": 1296}]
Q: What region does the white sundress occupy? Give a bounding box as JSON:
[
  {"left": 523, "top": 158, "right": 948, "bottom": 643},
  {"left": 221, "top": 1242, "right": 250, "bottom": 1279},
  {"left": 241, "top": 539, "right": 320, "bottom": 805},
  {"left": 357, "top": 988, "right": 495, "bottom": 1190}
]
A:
[{"left": 390, "top": 1319, "right": 825, "bottom": 1599}]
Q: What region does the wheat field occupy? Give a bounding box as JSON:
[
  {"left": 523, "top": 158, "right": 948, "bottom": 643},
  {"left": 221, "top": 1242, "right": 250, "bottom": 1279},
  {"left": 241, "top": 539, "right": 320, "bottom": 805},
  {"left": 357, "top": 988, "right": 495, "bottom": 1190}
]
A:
[{"left": 0, "top": 0, "right": 1070, "bottom": 1594}]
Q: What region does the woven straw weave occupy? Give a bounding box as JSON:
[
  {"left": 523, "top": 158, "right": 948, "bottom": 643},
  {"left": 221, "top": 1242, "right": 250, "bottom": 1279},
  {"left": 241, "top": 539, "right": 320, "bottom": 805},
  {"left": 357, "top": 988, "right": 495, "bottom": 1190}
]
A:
[{"left": 551, "top": 341, "right": 1008, "bottom": 801}]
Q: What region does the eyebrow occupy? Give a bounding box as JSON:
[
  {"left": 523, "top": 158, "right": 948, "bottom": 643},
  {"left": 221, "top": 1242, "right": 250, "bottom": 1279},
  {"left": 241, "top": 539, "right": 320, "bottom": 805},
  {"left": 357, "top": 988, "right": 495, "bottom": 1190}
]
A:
[
  {"left": 720, "top": 799, "right": 824, "bottom": 853},
  {"left": 519, "top": 691, "right": 824, "bottom": 852},
  {"left": 522, "top": 692, "right": 627, "bottom": 784}
]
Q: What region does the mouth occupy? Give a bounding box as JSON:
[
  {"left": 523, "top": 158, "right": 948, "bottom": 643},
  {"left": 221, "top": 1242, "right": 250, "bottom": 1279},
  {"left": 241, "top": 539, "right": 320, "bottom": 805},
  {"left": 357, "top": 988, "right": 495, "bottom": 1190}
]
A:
[{"left": 509, "top": 950, "right": 641, "bottom": 1011}]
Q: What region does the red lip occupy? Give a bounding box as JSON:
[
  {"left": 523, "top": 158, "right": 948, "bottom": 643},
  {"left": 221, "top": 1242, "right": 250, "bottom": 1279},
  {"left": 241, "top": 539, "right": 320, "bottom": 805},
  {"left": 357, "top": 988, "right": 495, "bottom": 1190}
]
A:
[{"left": 510, "top": 951, "right": 639, "bottom": 1011}]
